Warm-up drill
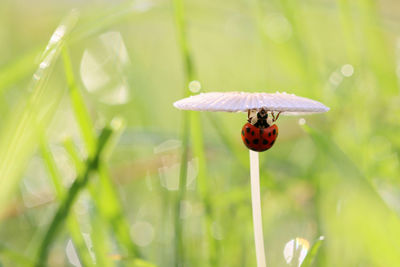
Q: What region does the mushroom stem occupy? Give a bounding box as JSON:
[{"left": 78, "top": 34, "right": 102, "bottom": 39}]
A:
[{"left": 249, "top": 150, "right": 267, "bottom": 267}]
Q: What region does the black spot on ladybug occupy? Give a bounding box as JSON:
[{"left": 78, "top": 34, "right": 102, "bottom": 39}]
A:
[
  {"left": 253, "top": 139, "right": 259, "bottom": 144},
  {"left": 263, "top": 139, "right": 268, "bottom": 145},
  {"left": 246, "top": 128, "right": 250, "bottom": 133},
  {"left": 273, "top": 129, "right": 276, "bottom": 135},
  {"left": 245, "top": 138, "right": 250, "bottom": 144},
  {"left": 268, "top": 132, "right": 271, "bottom": 137},
  {"left": 270, "top": 140, "right": 275, "bottom": 146},
  {"left": 251, "top": 131, "right": 255, "bottom": 136}
]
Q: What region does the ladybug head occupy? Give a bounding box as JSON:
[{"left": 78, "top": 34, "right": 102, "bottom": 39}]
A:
[
  {"left": 258, "top": 109, "right": 267, "bottom": 116},
  {"left": 254, "top": 109, "right": 270, "bottom": 128}
]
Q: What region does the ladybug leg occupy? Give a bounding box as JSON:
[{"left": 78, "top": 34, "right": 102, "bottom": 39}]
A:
[
  {"left": 270, "top": 111, "right": 281, "bottom": 122},
  {"left": 247, "top": 109, "right": 253, "bottom": 123},
  {"left": 274, "top": 111, "right": 281, "bottom": 122},
  {"left": 271, "top": 112, "right": 276, "bottom": 122}
]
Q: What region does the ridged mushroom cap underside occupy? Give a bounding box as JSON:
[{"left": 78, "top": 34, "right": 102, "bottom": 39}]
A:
[{"left": 173, "top": 92, "right": 329, "bottom": 115}]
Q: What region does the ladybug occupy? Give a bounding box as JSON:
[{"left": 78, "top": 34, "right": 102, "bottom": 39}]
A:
[{"left": 241, "top": 109, "right": 280, "bottom": 152}]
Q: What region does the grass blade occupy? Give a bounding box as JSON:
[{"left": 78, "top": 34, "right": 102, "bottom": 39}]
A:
[
  {"left": 0, "top": 2, "right": 146, "bottom": 98},
  {"left": 90, "top": 208, "right": 113, "bottom": 267},
  {"left": 0, "top": 10, "right": 78, "bottom": 217},
  {"left": 62, "top": 49, "right": 141, "bottom": 258},
  {"left": 39, "top": 137, "right": 65, "bottom": 198},
  {"left": 39, "top": 135, "right": 95, "bottom": 267},
  {"left": 174, "top": 110, "right": 190, "bottom": 267},
  {"left": 171, "top": 0, "right": 197, "bottom": 264},
  {"left": 35, "top": 124, "right": 115, "bottom": 266},
  {"left": 301, "top": 236, "right": 324, "bottom": 267},
  {"left": 191, "top": 112, "right": 218, "bottom": 266},
  {"left": 62, "top": 47, "right": 96, "bottom": 156}
]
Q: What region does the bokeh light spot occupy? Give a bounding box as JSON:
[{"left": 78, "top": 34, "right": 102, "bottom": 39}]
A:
[
  {"left": 189, "top": 80, "right": 202, "bottom": 93},
  {"left": 131, "top": 221, "right": 155, "bottom": 247},
  {"left": 264, "top": 14, "right": 292, "bottom": 43},
  {"left": 341, "top": 64, "right": 354, "bottom": 77}
]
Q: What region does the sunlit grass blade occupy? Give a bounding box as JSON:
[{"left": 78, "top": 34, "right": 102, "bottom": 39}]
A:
[
  {"left": 0, "top": 2, "right": 146, "bottom": 98},
  {"left": 62, "top": 48, "right": 141, "bottom": 258},
  {"left": 0, "top": 11, "right": 78, "bottom": 217},
  {"left": 35, "top": 124, "right": 115, "bottom": 266},
  {"left": 39, "top": 135, "right": 95, "bottom": 267},
  {"left": 90, "top": 208, "right": 113, "bottom": 267},
  {"left": 171, "top": 0, "right": 196, "bottom": 265},
  {"left": 63, "top": 138, "right": 85, "bottom": 172},
  {"left": 128, "top": 259, "right": 157, "bottom": 267},
  {"left": 66, "top": 134, "right": 156, "bottom": 266},
  {"left": 171, "top": 0, "right": 222, "bottom": 263},
  {"left": 62, "top": 47, "right": 96, "bottom": 156},
  {"left": 174, "top": 111, "right": 190, "bottom": 266},
  {"left": 97, "top": 164, "right": 141, "bottom": 256},
  {"left": 301, "top": 236, "right": 324, "bottom": 267},
  {"left": 191, "top": 112, "right": 218, "bottom": 266},
  {"left": 64, "top": 135, "right": 143, "bottom": 259},
  {"left": 64, "top": 135, "right": 145, "bottom": 262},
  {"left": 39, "top": 136, "right": 65, "bottom": 198}
]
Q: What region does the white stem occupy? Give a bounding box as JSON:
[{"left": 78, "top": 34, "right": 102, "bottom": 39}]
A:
[{"left": 250, "top": 150, "right": 266, "bottom": 267}]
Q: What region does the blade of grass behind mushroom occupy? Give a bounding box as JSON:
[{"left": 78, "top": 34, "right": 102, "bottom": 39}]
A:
[
  {"left": 62, "top": 47, "right": 141, "bottom": 259},
  {"left": 39, "top": 135, "right": 95, "bottom": 267},
  {"left": 190, "top": 112, "right": 218, "bottom": 266},
  {"left": 172, "top": 0, "right": 221, "bottom": 264},
  {"left": 171, "top": 0, "right": 194, "bottom": 265}
]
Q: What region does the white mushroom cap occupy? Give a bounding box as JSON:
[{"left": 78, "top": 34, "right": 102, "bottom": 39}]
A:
[{"left": 173, "top": 92, "right": 329, "bottom": 115}]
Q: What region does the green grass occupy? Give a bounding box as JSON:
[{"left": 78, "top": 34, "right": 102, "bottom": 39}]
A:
[
  {"left": 35, "top": 124, "right": 116, "bottom": 266},
  {"left": 0, "top": 0, "right": 400, "bottom": 266}
]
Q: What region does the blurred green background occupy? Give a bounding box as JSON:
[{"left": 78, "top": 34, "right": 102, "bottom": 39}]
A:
[{"left": 1, "top": 0, "right": 400, "bottom": 266}]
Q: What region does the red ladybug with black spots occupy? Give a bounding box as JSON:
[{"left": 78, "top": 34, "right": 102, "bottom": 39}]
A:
[{"left": 241, "top": 109, "right": 280, "bottom": 152}]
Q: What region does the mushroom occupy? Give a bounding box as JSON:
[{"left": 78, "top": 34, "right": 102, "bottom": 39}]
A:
[{"left": 173, "top": 91, "right": 329, "bottom": 267}]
